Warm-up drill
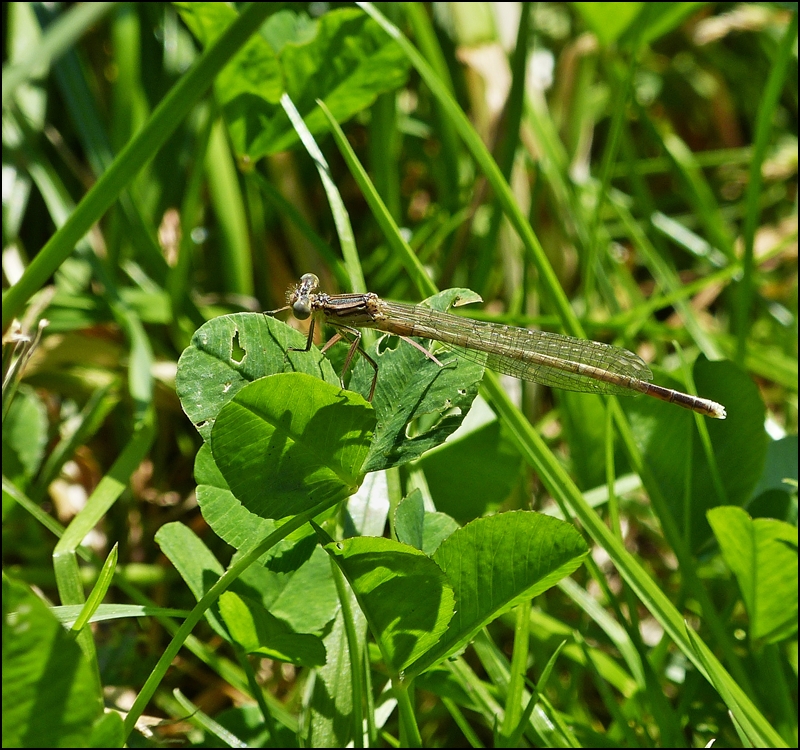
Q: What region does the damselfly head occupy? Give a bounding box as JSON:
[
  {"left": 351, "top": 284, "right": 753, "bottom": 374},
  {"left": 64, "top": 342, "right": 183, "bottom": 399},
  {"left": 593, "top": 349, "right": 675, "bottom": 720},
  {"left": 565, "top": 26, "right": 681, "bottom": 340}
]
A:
[{"left": 287, "top": 273, "right": 320, "bottom": 320}]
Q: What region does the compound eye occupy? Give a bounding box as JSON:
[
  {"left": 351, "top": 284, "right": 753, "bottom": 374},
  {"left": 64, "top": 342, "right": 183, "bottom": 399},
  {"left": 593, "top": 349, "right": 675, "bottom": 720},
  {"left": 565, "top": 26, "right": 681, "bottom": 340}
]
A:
[{"left": 292, "top": 299, "right": 312, "bottom": 320}]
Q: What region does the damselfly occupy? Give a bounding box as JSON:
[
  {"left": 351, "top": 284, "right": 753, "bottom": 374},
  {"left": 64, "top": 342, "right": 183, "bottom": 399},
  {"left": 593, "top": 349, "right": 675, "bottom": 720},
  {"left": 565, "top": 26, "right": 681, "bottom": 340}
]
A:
[{"left": 268, "top": 274, "right": 726, "bottom": 419}]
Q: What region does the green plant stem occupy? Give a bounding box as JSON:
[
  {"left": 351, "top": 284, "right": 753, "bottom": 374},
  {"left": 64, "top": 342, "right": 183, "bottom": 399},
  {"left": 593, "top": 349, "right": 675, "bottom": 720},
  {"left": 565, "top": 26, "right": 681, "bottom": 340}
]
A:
[
  {"left": 473, "top": 1, "right": 531, "bottom": 296},
  {"left": 499, "top": 602, "right": 531, "bottom": 743},
  {"left": 394, "top": 680, "right": 423, "bottom": 748},
  {"left": 331, "top": 560, "right": 365, "bottom": 748},
  {"left": 235, "top": 646, "right": 279, "bottom": 742}
]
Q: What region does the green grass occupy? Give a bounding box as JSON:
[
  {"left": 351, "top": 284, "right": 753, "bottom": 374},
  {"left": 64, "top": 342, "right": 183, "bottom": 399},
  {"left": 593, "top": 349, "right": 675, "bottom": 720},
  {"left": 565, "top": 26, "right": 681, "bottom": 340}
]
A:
[{"left": 2, "top": 3, "right": 797, "bottom": 748}]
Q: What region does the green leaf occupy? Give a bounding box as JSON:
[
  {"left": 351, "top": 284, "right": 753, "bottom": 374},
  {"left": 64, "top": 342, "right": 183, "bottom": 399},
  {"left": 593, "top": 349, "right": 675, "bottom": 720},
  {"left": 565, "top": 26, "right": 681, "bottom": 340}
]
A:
[
  {"left": 211, "top": 374, "right": 375, "bottom": 519},
  {"left": 195, "top": 444, "right": 339, "bottom": 633},
  {"left": 421, "top": 513, "right": 461, "bottom": 556},
  {"left": 620, "top": 2, "right": 708, "bottom": 47},
  {"left": 175, "top": 2, "right": 283, "bottom": 104},
  {"left": 394, "top": 489, "right": 460, "bottom": 555},
  {"left": 260, "top": 9, "right": 319, "bottom": 53},
  {"left": 194, "top": 442, "right": 229, "bottom": 489},
  {"left": 306, "top": 588, "right": 367, "bottom": 747},
  {"left": 353, "top": 289, "right": 486, "bottom": 472},
  {"left": 176, "top": 312, "right": 338, "bottom": 442},
  {"left": 354, "top": 341, "right": 483, "bottom": 472},
  {"left": 413, "top": 512, "right": 589, "bottom": 674},
  {"left": 1, "top": 384, "right": 48, "bottom": 487},
  {"left": 155, "top": 522, "right": 229, "bottom": 640},
  {"left": 573, "top": 2, "right": 645, "bottom": 45},
  {"left": 417, "top": 409, "right": 523, "bottom": 523},
  {"left": 625, "top": 357, "right": 767, "bottom": 551},
  {"left": 576, "top": 2, "right": 708, "bottom": 48},
  {"left": 322, "top": 535, "right": 456, "bottom": 676},
  {"left": 219, "top": 591, "right": 326, "bottom": 667},
  {"left": 196, "top": 482, "right": 278, "bottom": 547},
  {"left": 260, "top": 8, "right": 410, "bottom": 156},
  {"left": 194, "top": 443, "right": 296, "bottom": 553},
  {"left": 708, "top": 506, "right": 798, "bottom": 643},
  {"left": 749, "top": 435, "right": 798, "bottom": 500},
  {"left": 3, "top": 576, "right": 103, "bottom": 747},
  {"left": 236, "top": 538, "right": 339, "bottom": 635},
  {"left": 179, "top": 5, "right": 410, "bottom": 159},
  {"left": 88, "top": 710, "right": 125, "bottom": 748},
  {"left": 394, "top": 489, "right": 425, "bottom": 550}
]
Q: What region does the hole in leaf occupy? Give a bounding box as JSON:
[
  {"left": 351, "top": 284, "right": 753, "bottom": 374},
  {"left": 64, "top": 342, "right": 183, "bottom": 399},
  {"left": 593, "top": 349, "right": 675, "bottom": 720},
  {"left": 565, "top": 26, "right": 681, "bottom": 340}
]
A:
[
  {"left": 377, "top": 335, "right": 401, "bottom": 354},
  {"left": 405, "top": 406, "right": 462, "bottom": 439},
  {"left": 231, "top": 331, "right": 246, "bottom": 363}
]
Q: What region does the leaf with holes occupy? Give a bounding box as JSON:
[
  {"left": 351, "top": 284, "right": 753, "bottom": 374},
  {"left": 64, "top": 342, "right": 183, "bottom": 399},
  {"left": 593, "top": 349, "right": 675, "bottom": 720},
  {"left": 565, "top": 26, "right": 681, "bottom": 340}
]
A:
[
  {"left": 176, "top": 312, "right": 339, "bottom": 442},
  {"left": 349, "top": 288, "right": 486, "bottom": 472}
]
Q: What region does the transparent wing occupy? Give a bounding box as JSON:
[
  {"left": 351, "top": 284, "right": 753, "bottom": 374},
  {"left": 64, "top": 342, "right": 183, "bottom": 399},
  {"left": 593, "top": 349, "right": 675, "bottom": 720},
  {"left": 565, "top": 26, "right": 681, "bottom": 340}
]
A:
[{"left": 377, "top": 301, "right": 653, "bottom": 396}]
